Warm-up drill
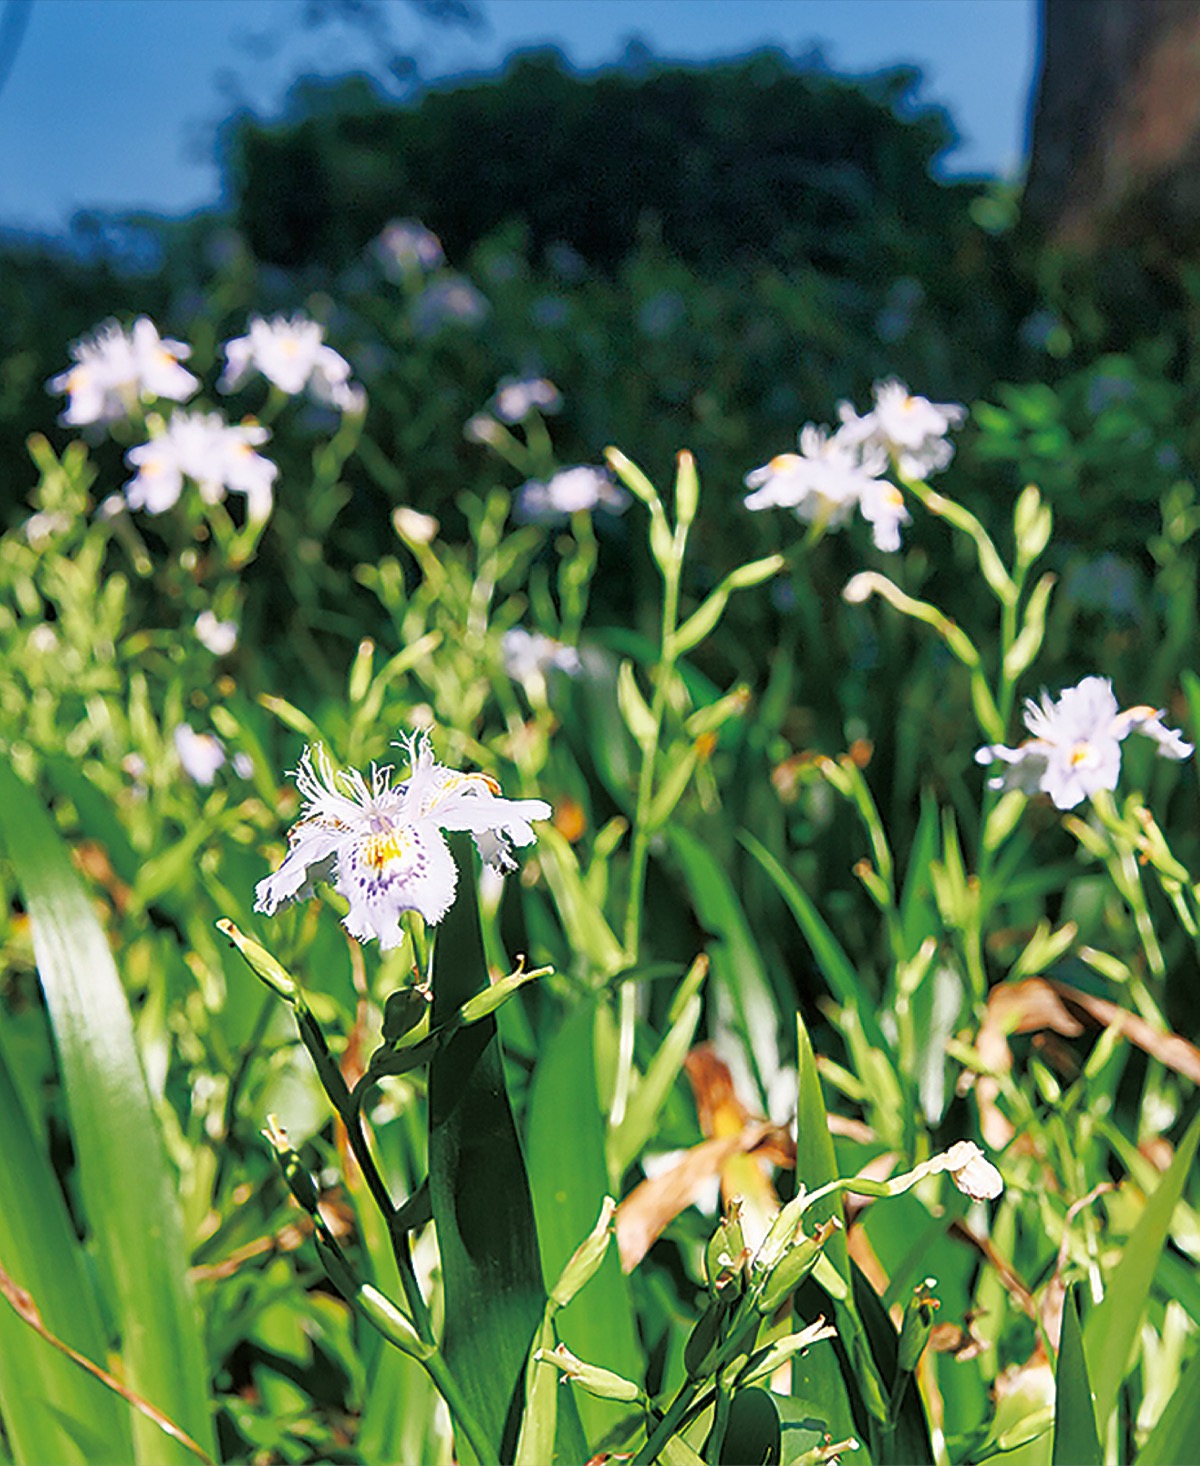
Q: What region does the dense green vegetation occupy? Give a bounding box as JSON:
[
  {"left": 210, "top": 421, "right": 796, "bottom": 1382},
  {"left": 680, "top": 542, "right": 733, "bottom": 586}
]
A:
[{"left": 2, "top": 47, "right": 1200, "bottom": 1466}]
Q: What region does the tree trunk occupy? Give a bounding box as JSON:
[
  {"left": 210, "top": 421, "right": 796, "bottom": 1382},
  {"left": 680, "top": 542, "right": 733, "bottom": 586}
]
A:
[{"left": 1024, "top": 0, "right": 1200, "bottom": 252}]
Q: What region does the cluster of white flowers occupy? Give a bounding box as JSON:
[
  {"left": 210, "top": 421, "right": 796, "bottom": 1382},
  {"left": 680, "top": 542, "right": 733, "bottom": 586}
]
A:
[
  {"left": 515, "top": 465, "right": 629, "bottom": 522},
  {"left": 254, "top": 733, "right": 551, "bottom": 945},
  {"left": 976, "top": 676, "right": 1192, "bottom": 810},
  {"left": 49, "top": 311, "right": 364, "bottom": 525},
  {"left": 48, "top": 317, "right": 199, "bottom": 426},
  {"left": 745, "top": 380, "right": 964, "bottom": 552},
  {"left": 125, "top": 411, "right": 278, "bottom": 520}
]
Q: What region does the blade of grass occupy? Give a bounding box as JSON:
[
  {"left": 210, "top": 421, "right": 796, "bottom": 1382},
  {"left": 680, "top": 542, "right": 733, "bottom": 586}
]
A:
[
  {"left": 741, "top": 831, "right": 888, "bottom": 1050},
  {"left": 1137, "top": 1337, "right": 1200, "bottom": 1466},
  {"left": 0, "top": 759, "right": 216, "bottom": 1465},
  {"left": 669, "top": 828, "right": 782, "bottom": 1102}
]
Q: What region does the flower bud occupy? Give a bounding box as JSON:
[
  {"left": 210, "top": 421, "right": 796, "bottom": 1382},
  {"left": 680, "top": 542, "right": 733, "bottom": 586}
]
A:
[
  {"left": 458, "top": 963, "right": 550, "bottom": 1026},
  {"left": 757, "top": 1217, "right": 839, "bottom": 1314},
  {"left": 550, "top": 1197, "right": 616, "bottom": 1310},
  {"left": 262, "top": 1115, "right": 320, "bottom": 1214},
  {"left": 705, "top": 1198, "right": 747, "bottom": 1295},
  {"left": 538, "top": 1344, "right": 643, "bottom": 1403},
  {"left": 217, "top": 919, "right": 297, "bottom": 1003}
]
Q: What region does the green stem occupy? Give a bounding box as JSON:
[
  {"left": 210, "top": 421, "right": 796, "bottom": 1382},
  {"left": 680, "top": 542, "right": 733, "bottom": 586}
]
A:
[
  {"left": 345, "top": 1094, "right": 434, "bottom": 1342},
  {"left": 424, "top": 1350, "right": 500, "bottom": 1466},
  {"left": 631, "top": 1379, "right": 702, "bottom": 1466}
]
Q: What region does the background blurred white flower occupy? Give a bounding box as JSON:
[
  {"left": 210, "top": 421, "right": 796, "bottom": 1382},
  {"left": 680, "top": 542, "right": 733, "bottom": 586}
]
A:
[
  {"left": 515, "top": 465, "right": 629, "bottom": 521},
  {"left": 493, "top": 376, "right": 562, "bottom": 423},
  {"left": 375, "top": 217, "right": 444, "bottom": 275},
  {"left": 745, "top": 425, "right": 897, "bottom": 546},
  {"left": 195, "top": 611, "right": 238, "bottom": 656},
  {"left": 48, "top": 316, "right": 198, "bottom": 425},
  {"left": 174, "top": 724, "right": 226, "bottom": 786},
  {"left": 125, "top": 410, "right": 278, "bottom": 518},
  {"left": 220, "top": 314, "right": 359, "bottom": 410},
  {"left": 837, "top": 378, "right": 966, "bottom": 479},
  {"left": 502, "top": 627, "right": 582, "bottom": 686}
]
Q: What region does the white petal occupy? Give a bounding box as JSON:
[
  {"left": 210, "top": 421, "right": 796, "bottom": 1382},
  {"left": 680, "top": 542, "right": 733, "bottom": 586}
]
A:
[
  {"left": 253, "top": 817, "right": 345, "bottom": 914},
  {"left": 338, "top": 822, "right": 458, "bottom": 940}
]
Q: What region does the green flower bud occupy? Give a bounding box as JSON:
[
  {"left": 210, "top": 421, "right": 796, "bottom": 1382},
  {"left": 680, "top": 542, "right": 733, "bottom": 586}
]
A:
[
  {"left": 217, "top": 919, "right": 297, "bottom": 1003},
  {"left": 758, "top": 1218, "right": 839, "bottom": 1314},
  {"left": 550, "top": 1197, "right": 616, "bottom": 1310},
  {"left": 538, "top": 1344, "right": 643, "bottom": 1403}
]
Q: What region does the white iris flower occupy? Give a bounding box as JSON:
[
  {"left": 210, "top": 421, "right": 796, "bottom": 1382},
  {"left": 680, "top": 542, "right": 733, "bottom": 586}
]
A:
[
  {"left": 837, "top": 378, "right": 966, "bottom": 480},
  {"left": 493, "top": 376, "right": 562, "bottom": 423},
  {"left": 48, "top": 316, "right": 199, "bottom": 426},
  {"left": 254, "top": 733, "right": 552, "bottom": 946},
  {"left": 515, "top": 466, "right": 629, "bottom": 521},
  {"left": 220, "top": 314, "right": 360, "bottom": 410},
  {"left": 124, "top": 410, "right": 278, "bottom": 519},
  {"left": 976, "top": 676, "right": 1193, "bottom": 810},
  {"left": 745, "top": 424, "right": 906, "bottom": 551},
  {"left": 502, "top": 627, "right": 582, "bottom": 686}
]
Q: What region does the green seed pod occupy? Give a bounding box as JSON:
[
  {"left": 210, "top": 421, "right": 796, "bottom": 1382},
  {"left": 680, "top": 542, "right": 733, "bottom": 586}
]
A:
[
  {"left": 897, "top": 1280, "right": 939, "bottom": 1373},
  {"left": 705, "top": 1198, "right": 746, "bottom": 1295}
]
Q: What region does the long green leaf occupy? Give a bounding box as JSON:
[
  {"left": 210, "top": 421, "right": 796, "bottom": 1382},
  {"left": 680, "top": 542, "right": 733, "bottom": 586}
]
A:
[
  {"left": 1137, "top": 1335, "right": 1200, "bottom": 1466},
  {"left": 741, "top": 831, "right": 889, "bottom": 1055},
  {"left": 1083, "top": 1113, "right": 1200, "bottom": 1429},
  {"left": 527, "top": 1002, "right": 641, "bottom": 1450},
  {"left": 430, "top": 838, "right": 546, "bottom": 1462},
  {"left": 0, "top": 759, "right": 215, "bottom": 1465},
  {"left": 669, "top": 828, "right": 781, "bottom": 1101},
  {"left": 0, "top": 1036, "right": 135, "bottom": 1465},
  {"left": 1052, "top": 1284, "right": 1100, "bottom": 1466}
]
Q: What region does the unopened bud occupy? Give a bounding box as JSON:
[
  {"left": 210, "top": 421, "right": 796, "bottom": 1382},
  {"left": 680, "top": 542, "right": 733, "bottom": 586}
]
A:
[
  {"left": 705, "top": 1198, "right": 747, "bottom": 1295},
  {"left": 217, "top": 919, "right": 298, "bottom": 1003},
  {"left": 262, "top": 1115, "right": 320, "bottom": 1213},
  {"left": 538, "top": 1344, "right": 643, "bottom": 1403},
  {"left": 458, "top": 963, "right": 551, "bottom": 1026},
  {"left": 550, "top": 1197, "right": 616, "bottom": 1310},
  {"left": 758, "top": 1217, "right": 839, "bottom": 1314}
]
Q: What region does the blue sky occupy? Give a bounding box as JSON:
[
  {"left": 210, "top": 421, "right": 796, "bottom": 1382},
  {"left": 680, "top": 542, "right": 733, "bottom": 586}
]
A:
[{"left": 1, "top": 0, "right": 1038, "bottom": 235}]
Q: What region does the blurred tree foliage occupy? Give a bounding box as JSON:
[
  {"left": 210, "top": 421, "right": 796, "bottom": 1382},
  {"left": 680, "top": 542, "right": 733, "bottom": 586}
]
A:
[
  {"left": 1, "top": 49, "right": 1034, "bottom": 523},
  {"left": 225, "top": 50, "right": 977, "bottom": 276}
]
